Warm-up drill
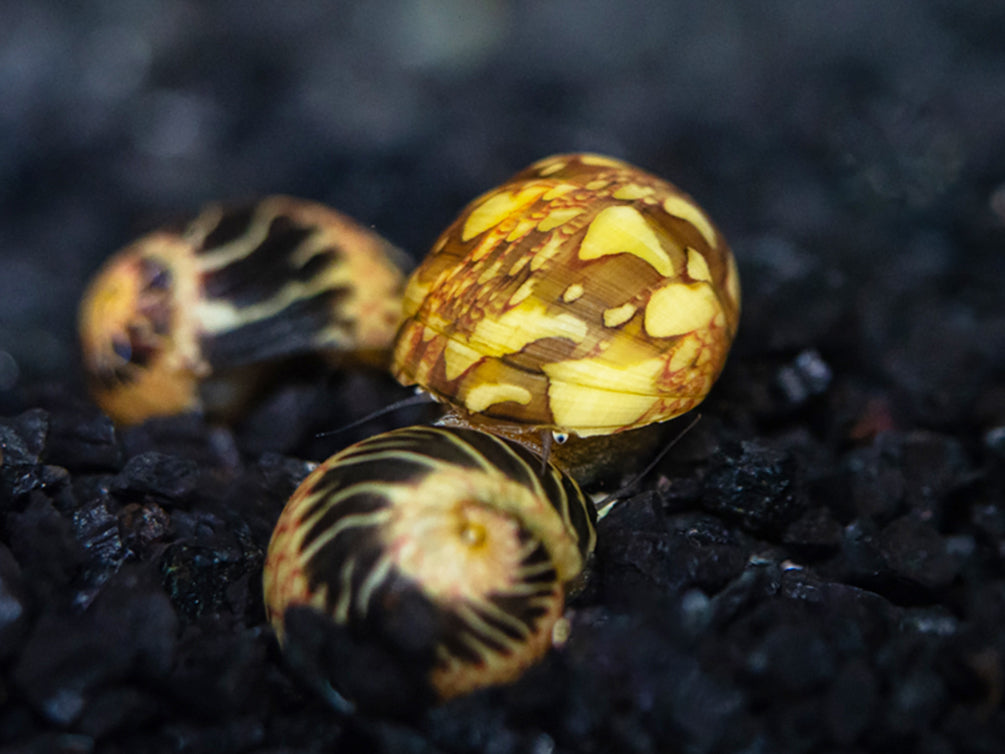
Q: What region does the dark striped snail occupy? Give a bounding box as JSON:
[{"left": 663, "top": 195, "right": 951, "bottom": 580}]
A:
[
  {"left": 392, "top": 153, "right": 740, "bottom": 451},
  {"left": 262, "top": 425, "right": 596, "bottom": 710},
  {"left": 79, "top": 195, "right": 407, "bottom": 425}
]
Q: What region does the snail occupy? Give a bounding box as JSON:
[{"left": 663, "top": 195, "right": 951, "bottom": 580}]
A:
[
  {"left": 262, "top": 424, "right": 596, "bottom": 710},
  {"left": 79, "top": 195, "right": 407, "bottom": 426},
  {"left": 391, "top": 153, "right": 740, "bottom": 461}
]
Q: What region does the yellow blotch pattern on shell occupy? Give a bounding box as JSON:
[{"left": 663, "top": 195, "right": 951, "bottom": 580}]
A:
[
  {"left": 644, "top": 282, "right": 723, "bottom": 338},
  {"left": 603, "top": 302, "right": 638, "bottom": 328},
  {"left": 578, "top": 205, "right": 675, "bottom": 277},
  {"left": 562, "top": 283, "right": 585, "bottom": 303},
  {"left": 466, "top": 382, "right": 533, "bottom": 412},
  {"left": 392, "top": 153, "right": 741, "bottom": 438}
]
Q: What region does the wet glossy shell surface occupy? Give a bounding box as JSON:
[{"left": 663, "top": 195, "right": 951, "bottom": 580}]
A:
[
  {"left": 392, "top": 153, "right": 741, "bottom": 438},
  {"left": 262, "top": 425, "right": 596, "bottom": 703}
]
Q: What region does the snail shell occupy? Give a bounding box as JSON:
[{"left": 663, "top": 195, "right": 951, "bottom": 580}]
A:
[
  {"left": 79, "top": 195, "right": 407, "bottom": 425},
  {"left": 392, "top": 153, "right": 740, "bottom": 442},
  {"left": 262, "top": 425, "right": 596, "bottom": 708}
]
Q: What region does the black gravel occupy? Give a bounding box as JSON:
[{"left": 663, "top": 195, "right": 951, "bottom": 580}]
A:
[{"left": 2, "top": 2, "right": 1004, "bottom": 752}]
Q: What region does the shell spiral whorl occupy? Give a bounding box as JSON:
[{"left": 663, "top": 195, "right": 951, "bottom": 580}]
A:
[{"left": 262, "top": 425, "right": 596, "bottom": 707}]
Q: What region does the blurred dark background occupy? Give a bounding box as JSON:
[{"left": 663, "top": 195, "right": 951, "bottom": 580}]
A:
[
  {"left": 4, "top": 3, "right": 1005, "bottom": 752},
  {"left": 2, "top": 0, "right": 1003, "bottom": 423}
]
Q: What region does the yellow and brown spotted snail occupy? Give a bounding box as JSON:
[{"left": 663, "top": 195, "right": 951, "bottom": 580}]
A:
[
  {"left": 262, "top": 425, "right": 596, "bottom": 710},
  {"left": 79, "top": 195, "right": 407, "bottom": 425},
  {"left": 392, "top": 153, "right": 740, "bottom": 454}
]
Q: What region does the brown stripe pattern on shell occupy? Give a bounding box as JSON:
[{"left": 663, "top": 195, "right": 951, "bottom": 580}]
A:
[
  {"left": 392, "top": 153, "right": 741, "bottom": 438},
  {"left": 262, "top": 425, "right": 597, "bottom": 703},
  {"left": 79, "top": 195, "right": 406, "bottom": 425}
]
